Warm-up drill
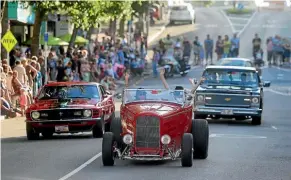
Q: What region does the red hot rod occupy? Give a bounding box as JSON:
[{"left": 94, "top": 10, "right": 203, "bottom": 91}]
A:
[{"left": 102, "top": 88, "right": 209, "bottom": 167}]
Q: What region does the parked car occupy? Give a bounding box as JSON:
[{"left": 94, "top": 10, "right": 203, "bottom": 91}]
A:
[
  {"left": 25, "top": 82, "right": 115, "bottom": 140},
  {"left": 216, "top": 58, "right": 254, "bottom": 67},
  {"left": 193, "top": 66, "right": 271, "bottom": 125},
  {"left": 102, "top": 88, "right": 209, "bottom": 167},
  {"left": 215, "top": 58, "right": 262, "bottom": 77},
  {"left": 169, "top": 3, "right": 195, "bottom": 24}
]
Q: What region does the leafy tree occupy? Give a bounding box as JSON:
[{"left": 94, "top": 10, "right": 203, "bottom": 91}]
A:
[{"left": 26, "top": 1, "right": 66, "bottom": 56}]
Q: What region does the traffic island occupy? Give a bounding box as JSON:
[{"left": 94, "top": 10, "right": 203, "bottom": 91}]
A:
[{"left": 225, "top": 8, "right": 254, "bottom": 15}]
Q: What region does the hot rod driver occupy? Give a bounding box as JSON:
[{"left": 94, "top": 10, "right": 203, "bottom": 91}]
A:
[{"left": 101, "top": 70, "right": 209, "bottom": 167}]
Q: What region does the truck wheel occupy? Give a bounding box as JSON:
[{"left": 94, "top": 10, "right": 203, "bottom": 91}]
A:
[
  {"left": 26, "top": 123, "right": 39, "bottom": 140},
  {"left": 192, "top": 119, "right": 209, "bottom": 159},
  {"left": 102, "top": 132, "right": 115, "bottom": 166},
  {"left": 110, "top": 117, "right": 124, "bottom": 150},
  {"left": 92, "top": 117, "right": 104, "bottom": 138},
  {"left": 252, "top": 116, "right": 261, "bottom": 125},
  {"left": 181, "top": 133, "right": 193, "bottom": 167},
  {"left": 42, "top": 131, "right": 53, "bottom": 139}
]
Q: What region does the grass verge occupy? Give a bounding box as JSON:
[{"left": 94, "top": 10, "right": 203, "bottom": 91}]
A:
[{"left": 225, "top": 8, "right": 253, "bottom": 15}]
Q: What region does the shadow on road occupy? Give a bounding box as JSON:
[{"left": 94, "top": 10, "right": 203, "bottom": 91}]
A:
[{"left": 207, "top": 118, "right": 255, "bottom": 126}]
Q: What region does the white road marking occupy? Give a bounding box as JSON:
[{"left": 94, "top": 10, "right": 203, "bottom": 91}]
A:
[
  {"left": 237, "top": 11, "right": 257, "bottom": 37},
  {"left": 265, "top": 89, "right": 291, "bottom": 96},
  {"left": 220, "top": 10, "right": 236, "bottom": 33},
  {"left": 210, "top": 133, "right": 267, "bottom": 139},
  {"left": 232, "top": 23, "right": 246, "bottom": 26},
  {"left": 228, "top": 16, "right": 249, "bottom": 20},
  {"left": 274, "top": 66, "right": 291, "bottom": 72},
  {"left": 271, "top": 126, "right": 278, "bottom": 130},
  {"left": 58, "top": 152, "right": 102, "bottom": 180}
]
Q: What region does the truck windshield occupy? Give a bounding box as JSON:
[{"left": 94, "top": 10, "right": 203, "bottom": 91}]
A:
[
  {"left": 37, "top": 85, "right": 100, "bottom": 100},
  {"left": 201, "top": 69, "right": 259, "bottom": 88}
]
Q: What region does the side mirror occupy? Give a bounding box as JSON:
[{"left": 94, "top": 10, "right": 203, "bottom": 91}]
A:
[
  {"left": 186, "top": 95, "right": 193, "bottom": 101},
  {"left": 115, "top": 93, "right": 122, "bottom": 99},
  {"left": 263, "top": 81, "right": 271, "bottom": 87},
  {"left": 106, "top": 91, "right": 112, "bottom": 95}
]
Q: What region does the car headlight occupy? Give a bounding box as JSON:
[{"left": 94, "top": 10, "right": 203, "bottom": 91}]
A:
[
  {"left": 31, "top": 111, "right": 40, "bottom": 119},
  {"left": 83, "top": 110, "right": 92, "bottom": 117},
  {"left": 197, "top": 95, "right": 204, "bottom": 101},
  {"left": 161, "top": 134, "right": 171, "bottom": 145},
  {"left": 122, "top": 134, "right": 133, "bottom": 144},
  {"left": 252, "top": 97, "right": 259, "bottom": 104}
]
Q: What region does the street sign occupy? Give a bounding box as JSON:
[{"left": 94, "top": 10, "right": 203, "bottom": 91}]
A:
[
  {"left": 238, "top": 3, "right": 244, "bottom": 10},
  {"left": 44, "top": 32, "right": 49, "bottom": 42},
  {"left": 1, "top": 30, "right": 18, "bottom": 53}
]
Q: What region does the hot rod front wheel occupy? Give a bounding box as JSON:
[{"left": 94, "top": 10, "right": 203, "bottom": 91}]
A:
[
  {"left": 192, "top": 119, "right": 209, "bottom": 159},
  {"left": 102, "top": 132, "right": 115, "bottom": 166},
  {"left": 181, "top": 133, "right": 193, "bottom": 167}
]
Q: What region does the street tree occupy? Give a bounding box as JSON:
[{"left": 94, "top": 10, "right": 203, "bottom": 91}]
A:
[{"left": 27, "top": 1, "right": 66, "bottom": 56}]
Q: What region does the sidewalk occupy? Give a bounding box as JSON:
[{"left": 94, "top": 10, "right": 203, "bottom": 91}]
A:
[{"left": 1, "top": 17, "right": 169, "bottom": 138}]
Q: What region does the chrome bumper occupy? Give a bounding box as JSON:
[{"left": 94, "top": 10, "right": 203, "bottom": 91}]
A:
[
  {"left": 25, "top": 117, "right": 101, "bottom": 123},
  {"left": 123, "top": 155, "right": 173, "bottom": 161},
  {"left": 194, "top": 106, "right": 262, "bottom": 116}
]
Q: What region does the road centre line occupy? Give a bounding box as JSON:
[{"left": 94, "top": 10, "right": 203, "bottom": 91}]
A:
[
  {"left": 264, "top": 89, "right": 291, "bottom": 96},
  {"left": 237, "top": 11, "right": 257, "bottom": 37},
  {"left": 58, "top": 152, "right": 102, "bottom": 180},
  {"left": 271, "top": 126, "right": 278, "bottom": 130},
  {"left": 232, "top": 23, "right": 246, "bottom": 26},
  {"left": 220, "top": 10, "right": 236, "bottom": 33}
]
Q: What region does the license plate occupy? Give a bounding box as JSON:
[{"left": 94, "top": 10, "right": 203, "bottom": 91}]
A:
[
  {"left": 55, "top": 125, "right": 69, "bottom": 132},
  {"left": 221, "top": 109, "right": 233, "bottom": 115}
]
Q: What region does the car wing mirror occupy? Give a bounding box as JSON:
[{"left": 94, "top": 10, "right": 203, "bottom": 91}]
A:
[
  {"left": 263, "top": 81, "right": 271, "bottom": 87},
  {"left": 186, "top": 95, "right": 193, "bottom": 101},
  {"left": 191, "top": 78, "right": 198, "bottom": 84},
  {"left": 115, "top": 93, "right": 122, "bottom": 99},
  {"left": 106, "top": 90, "right": 112, "bottom": 95}
]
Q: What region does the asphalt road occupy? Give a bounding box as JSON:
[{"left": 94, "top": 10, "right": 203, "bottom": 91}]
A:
[{"left": 2, "top": 8, "right": 291, "bottom": 180}]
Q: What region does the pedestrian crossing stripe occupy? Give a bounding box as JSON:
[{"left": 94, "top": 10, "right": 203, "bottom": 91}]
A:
[{"left": 1, "top": 30, "right": 18, "bottom": 53}]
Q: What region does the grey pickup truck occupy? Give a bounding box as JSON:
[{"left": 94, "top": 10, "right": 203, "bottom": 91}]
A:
[{"left": 193, "top": 66, "right": 271, "bottom": 125}]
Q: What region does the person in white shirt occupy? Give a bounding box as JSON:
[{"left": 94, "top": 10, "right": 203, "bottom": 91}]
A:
[{"left": 13, "top": 60, "right": 26, "bottom": 85}]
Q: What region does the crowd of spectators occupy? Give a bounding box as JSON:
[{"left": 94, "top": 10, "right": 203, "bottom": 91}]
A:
[{"left": 1, "top": 36, "right": 148, "bottom": 119}]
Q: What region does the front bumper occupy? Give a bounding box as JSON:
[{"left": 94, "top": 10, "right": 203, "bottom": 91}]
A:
[
  {"left": 194, "top": 106, "right": 262, "bottom": 116},
  {"left": 26, "top": 118, "right": 101, "bottom": 133}
]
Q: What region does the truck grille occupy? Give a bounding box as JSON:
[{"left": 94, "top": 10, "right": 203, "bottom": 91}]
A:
[
  {"left": 35, "top": 109, "right": 89, "bottom": 120},
  {"left": 205, "top": 94, "right": 251, "bottom": 107},
  {"left": 135, "top": 115, "right": 160, "bottom": 148}
]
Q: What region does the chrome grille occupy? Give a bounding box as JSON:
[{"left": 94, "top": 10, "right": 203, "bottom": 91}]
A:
[
  {"left": 205, "top": 94, "right": 251, "bottom": 107},
  {"left": 135, "top": 115, "right": 160, "bottom": 148},
  {"left": 36, "top": 109, "right": 87, "bottom": 120}
]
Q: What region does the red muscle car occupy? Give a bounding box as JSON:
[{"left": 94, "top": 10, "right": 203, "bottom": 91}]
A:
[
  {"left": 25, "top": 82, "right": 115, "bottom": 140},
  {"left": 102, "top": 88, "right": 209, "bottom": 167}
]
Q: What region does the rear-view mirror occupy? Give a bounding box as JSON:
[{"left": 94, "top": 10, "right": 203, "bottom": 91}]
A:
[{"left": 263, "top": 81, "right": 271, "bottom": 87}]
